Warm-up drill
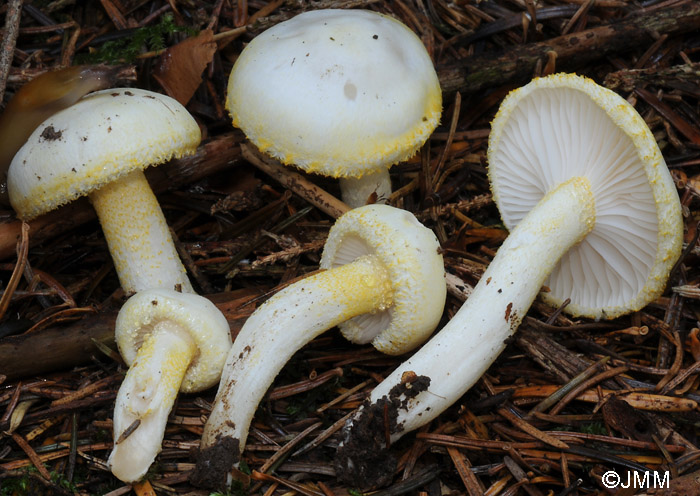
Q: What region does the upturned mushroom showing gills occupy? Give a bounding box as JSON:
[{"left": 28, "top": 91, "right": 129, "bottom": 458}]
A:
[
  {"left": 227, "top": 9, "right": 442, "bottom": 208},
  {"left": 335, "top": 74, "right": 683, "bottom": 486},
  {"left": 0, "top": 65, "right": 135, "bottom": 206},
  {"left": 7, "top": 89, "right": 233, "bottom": 481},
  {"left": 192, "top": 204, "right": 446, "bottom": 490}
]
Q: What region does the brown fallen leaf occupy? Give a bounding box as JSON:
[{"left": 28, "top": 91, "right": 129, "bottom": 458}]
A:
[{"left": 153, "top": 29, "right": 216, "bottom": 105}]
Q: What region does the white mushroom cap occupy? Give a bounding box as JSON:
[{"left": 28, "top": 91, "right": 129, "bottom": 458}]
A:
[
  {"left": 488, "top": 73, "right": 683, "bottom": 319},
  {"left": 320, "top": 204, "right": 446, "bottom": 354},
  {"left": 115, "top": 289, "right": 231, "bottom": 392},
  {"left": 8, "top": 88, "right": 200, "bottom": 220},
  {"left": 227, "top": 9, "right": 442, "bottom": 179}
]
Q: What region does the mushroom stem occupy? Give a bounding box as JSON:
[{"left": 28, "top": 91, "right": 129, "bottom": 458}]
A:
[
  {"left": 89, "top": 169, "right": 193, "bottom": 294},
  {"left": 340, "top": 177, "right": 595, "bottom": 454},
  {"left": 108, "top": 320, "right": 196, "bottom": 483},
  {"left": 200, "top": 254, "right": 393, "bottom": 460},
  {"left": 339, "top": 169, "right": 392, "bottom": 208},
  {"left": 109, "top": 289, "right": 232, "bottom": 483}
]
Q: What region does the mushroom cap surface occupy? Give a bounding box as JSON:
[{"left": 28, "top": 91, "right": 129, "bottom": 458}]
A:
[
  {"left": 487, "top": 73, "right": 683, "bottom": 319},
  {"left": 319, "top": 204, "right": 446, "bottom": 354},
  {"left": 115, "top": 289, "right": 232, "bottom": 392},
  {"left": 226, "top": 9, "right": 442, "bottom": 178},
  {"left": 8, "top": 88, "right": 201, "bottom": 220}
]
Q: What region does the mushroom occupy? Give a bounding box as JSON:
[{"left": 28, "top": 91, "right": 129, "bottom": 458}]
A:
[
  {"left": 108, "top": 289, "right": 231, "bottom": 482},
  {"left": 192, "top": 204, "right": 446, "bottom": 490},
  {"left": 8, "top": 87, "right": 198, "bottom": 294},
  {"left": 0, "top": 65, "right": 135, "bottom": 206},
  {"left": 335, "top": 74, "right": 683, "bottom": 485},
  {"left": 7, "top": 88, "right": 233, "bottom": 481},
  {"left": 227, "top": 9, "right": 442, "bottom": 208}
]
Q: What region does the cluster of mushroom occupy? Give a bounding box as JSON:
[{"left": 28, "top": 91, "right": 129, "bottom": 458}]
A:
[
  {"left": 2, "top": 8, "right": 448, "bottom": 485},
  {"left": 197, "top": 65, "right": 683, "bottom": 487},
  {"left": 194, "top": 8, "right": 681, "bottom": 489},
  {"left": 2, "top": 7, "right": 685, "bottom": 493}
]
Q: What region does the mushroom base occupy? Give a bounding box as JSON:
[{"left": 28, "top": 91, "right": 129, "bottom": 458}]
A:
[
  {"left": 189, "top": 436, "right": 240, "bottom": 490},
  {"left": 109, "top": 321, "right": 195, "bottom": 482},
  {"left": 335, "top": 375, "right": 431, "bottom": 490}
]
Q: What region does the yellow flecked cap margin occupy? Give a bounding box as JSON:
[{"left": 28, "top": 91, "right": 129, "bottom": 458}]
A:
[
  {"left": 8, "top": 88, "right": 201, "bottom": 220},
  {"left": 487, "top": 73, "right": 683, "bottom": 319},
  {"left": 116, "top": 289, "right": 232, "bottom": 393},
  {"left": 320, "top": 204, "right": 446, "bottom": 354},
  {"left": 226, "top": 9, "right": 442, "bottom": 178}
]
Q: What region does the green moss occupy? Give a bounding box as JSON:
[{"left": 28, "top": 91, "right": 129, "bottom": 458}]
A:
[
  {"left": 50, "top": 471, "right": 78, "bottom": 493},
  {"left": 580, "top": 421, "right": 608, "bottom": 436},
  {"left": 78, "top": 14, "right": 196, "bottom": 64},
  {"left": 0, "top": 467, "right": 78, "bottom": 496},
  {"left": 238, "top": 459, "right": 251, "bottom": 475}
]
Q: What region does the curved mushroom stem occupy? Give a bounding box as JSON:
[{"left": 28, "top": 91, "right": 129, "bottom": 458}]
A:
[
  {"left": 108, "top": 320, "right": 195, "bottom": 483},
  {"left": 337, "top": 177, "right": 596, "bottom": 481},
  {"left": 89, "top": 169, "right": 193, "bottom": 294},
  {"left": 195, "top": 255, "right": 393, "bottom": 487},
  {"left": 339, "top": 169, "right": 392, "bottom": 208}
]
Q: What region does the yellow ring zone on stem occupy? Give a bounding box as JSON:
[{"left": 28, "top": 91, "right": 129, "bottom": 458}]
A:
[
  {"left": 127, "top": 323, "right": 195, "bottom": 417},
  {"left": 314, "top": 255, "right": 394, "bottom": 322}
]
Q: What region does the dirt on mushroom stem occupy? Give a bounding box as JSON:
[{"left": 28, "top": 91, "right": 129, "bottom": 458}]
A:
[
  {"left": 189, "top": 436, "right": 240, "bottom": 491},
  {"left": 335, "top": 375, "right": 431, "bottom": 489}
]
